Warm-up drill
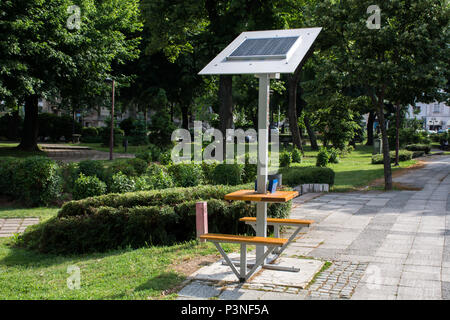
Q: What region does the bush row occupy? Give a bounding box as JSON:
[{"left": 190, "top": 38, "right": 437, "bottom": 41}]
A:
[
  {"left": 371, "top": 150, "right": 413, "bottom": 164},
  {"left": 0, "top": 156, "right": 62, "bottom": 206},
  {"left": 19, "top": 186, "right": 291, "bottom": 254},
  {"left": 280, "top": 166, "right": 335, "bottom": 187},
  {"left": 404, "top": 144, "right": 431, "bottom": 154}
]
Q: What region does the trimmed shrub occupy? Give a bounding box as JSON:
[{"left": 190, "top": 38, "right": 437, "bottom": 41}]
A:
[
  {"left": 0, "top": 157, "right": 21, "bottom": 197},
  {"left": 316, "top": 148, "right": 329, "bottom": 167},
  {"left": 158, "top": 151, "right": 172, "bottom": 165},
  {"left": 242, "top": 162, "right": 257, "bottom": 184},
  {"left": 19, "top": 185, "right": 291, "bottom": 254},
  {"left": 146, "top": 164, "right": 174, "bottom": 189},
  {"left": 127, "top": 158, "right": 148, "bottom": 175},
  {"left": 13, "top": 156, "right": 62, "bottom": 206},
  {"left": 78, "top": 160, "right": 105, "bottom": 180},
  {"left": 279, "top": 151, "right": 292, "bottom": 167},
  {"left": 134, "top": 176, "right": 153, "bottom": 191},
  {"left": 412, "top": 151, "right": 425, "bottom": 158},
  {"left": 371, "top": 150, "right": 413, "bottom": 164},
  {"left": 80, "top": 127, "right": 100, "bottom": 143},
  {"left": 135, "top": 151, "right": 153, "bottom": 164},
  {"left": 328, "top": 148, "right": 340, "bottom": 164},
  {"left": 280, "top": 166, "right": 335, "bottom": 187},
  {"left": 109, "top": 172, "right": 136, "bottom": 194},
  {"left": 168, "top": 163, "right": 203, "bottom": 187},
  {"left": 105, "top": 161, "right": 137, "bottom": 178},
  {"left": 60, "top": 162, "right": 79, "bottom": 193},
  {"left": 72, "top": 173, "right": 106, "bottom": 200},
  {"left": 201, "top": 161, "right": 219, "bottom": 184},
  {"left": 291, "top": 148, "right": 302, "bottom": 163},
  {"left": 101, "top": 127, "right": 124, "bottom": 147},
  {"left": 405, "top": 144, "right": 431, "bottom": 154},
  {"left": 211, "top": 163, "right": 243, "bottom": 186}
]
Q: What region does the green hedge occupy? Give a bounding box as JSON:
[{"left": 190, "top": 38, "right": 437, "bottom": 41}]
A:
[
  {"left": 0, "top": 156, "right": 62, "bottom": 206},
  {"left": 19, "top": 184, "right": 291, "bottom": 254},
  {"left": 405, "top": 144, "right": 431, "bottom": 154},
  {"left": 280, "top": 166, "right": 335, "bottom": 187},
  {"left": 371, "top": 150, "right": 413, "bottom": 164}
]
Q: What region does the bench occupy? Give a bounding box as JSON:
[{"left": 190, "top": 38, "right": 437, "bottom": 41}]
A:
[
  {"left": 200, "top": 233, "right": 288, "bottom": 282},
  {"left": 239, "top": 217, "right": 314, "bottom": 259}
]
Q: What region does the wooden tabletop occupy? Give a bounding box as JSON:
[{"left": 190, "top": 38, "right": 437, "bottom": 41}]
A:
[{"left": 224, "top": 189, "right": 299, "bottom": 203}]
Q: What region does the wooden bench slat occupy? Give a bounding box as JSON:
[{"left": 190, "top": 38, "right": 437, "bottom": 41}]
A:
[
  {"left": 239, "top": 217, "right": 314, "bottom": 225},
  {"left": 200, "top": 233, "right": 287, "bottom": 246}
]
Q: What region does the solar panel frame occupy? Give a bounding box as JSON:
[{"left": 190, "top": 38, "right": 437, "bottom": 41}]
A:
[{"left": 198, "top": 28, "right": 322, "bottom": 75}]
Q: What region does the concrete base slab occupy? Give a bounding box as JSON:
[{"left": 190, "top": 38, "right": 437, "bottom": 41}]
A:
[{"left": 249, "top": 258, "right": 324, "bottom": 289}]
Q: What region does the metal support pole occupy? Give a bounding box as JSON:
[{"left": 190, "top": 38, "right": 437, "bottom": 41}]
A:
[{"left": 256, "top": 74, "right": 270, "bottom": 263}]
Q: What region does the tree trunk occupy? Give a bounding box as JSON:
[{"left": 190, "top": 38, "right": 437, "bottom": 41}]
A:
[
  {"left": 366, "top": 111, "right": 375, "bottom": 146},
  {"left": 304, "top": 115, "right": 318, "bottom": 150},
  {"left": 393, "top": 105, "right": 400, "bottom": 166},
  {"left": 17, "top": 95, "right": 40, "bottom": 151},
  {"left": 287, "top": 74, "right": 303, "bottom": 152},
  {"left": 181, "top": 104, "right": 189, "bottom": 130},
  {"left": 375, "top": 103, "right": 393, "bottom": 190}
]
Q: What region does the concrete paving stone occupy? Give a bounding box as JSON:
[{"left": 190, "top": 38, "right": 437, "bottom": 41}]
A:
[
  {"left": 177, "top": 281, "right": 223, "bottom": 299},
  {"left": 219, "top": 288, "right": 265, "bottom": 300},
  {"left": 396, "top": 285, "right": 441, "bottom": 300}
]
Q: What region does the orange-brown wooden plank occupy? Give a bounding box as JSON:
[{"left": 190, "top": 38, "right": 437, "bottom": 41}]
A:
[
  {"left": 224, "top": 190, "right": 299, "bottom": 203},
  {"left": 239, "top": 217, "right": 314, "bottom": 225},
  {"left": 199, "top": 233, "right": 287, "bottom": 246}
]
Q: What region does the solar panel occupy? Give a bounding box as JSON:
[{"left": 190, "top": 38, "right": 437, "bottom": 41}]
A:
[
  {"left": 227, "top": 36, "right": 299, "bottom": 60},
  {"left": 199, "top": 28, "right": 322, "bottom": 75}
]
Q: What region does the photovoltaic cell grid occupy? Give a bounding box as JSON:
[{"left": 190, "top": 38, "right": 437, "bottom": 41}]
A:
[{"left": 227, "top": 36, "right": 299, "bottom": 60}]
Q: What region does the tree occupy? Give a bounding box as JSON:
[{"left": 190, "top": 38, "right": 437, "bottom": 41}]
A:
[
  {"left": 0, "top": 0, "right": 142, "bottom": 150},
  {"left": 308, "top": 0, "right": 449, "bottom": 190}
]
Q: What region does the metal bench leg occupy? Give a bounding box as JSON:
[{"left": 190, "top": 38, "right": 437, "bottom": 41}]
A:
[
  {"left": 240, "top": 243, "right": 247, "bottom": 282},
  {"left": 213, "top": 242, "right": 241, "bottom": 281}
]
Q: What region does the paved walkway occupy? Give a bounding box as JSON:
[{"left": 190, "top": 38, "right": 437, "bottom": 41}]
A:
[
  {"left": 40, "top": 144, "right": 134, "bottom": 162},
  {"left": 177, "top": 155, "right": 450, "bottom": 300},
  {"left": 0, "top": 218, "right": 40, "bottom": 237}
]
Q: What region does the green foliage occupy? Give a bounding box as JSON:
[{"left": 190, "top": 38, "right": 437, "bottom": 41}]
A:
[
  {"left": 291, "top": 148, "right": 302, "bottom": 163},
  {"left": 242, "top": 162, "right": 257, "bottom": 184},
  {"left": 316, "top": 148, "right": 329, "bottom": 167},
  {"left": 127, "top": 158, "right": 148, "bottom": 175},
  {"left": 148, "top": 111, "right": 176, "bottom": 148},
  {"left": 201, "top": 161, "right": 219, "bottom": 184},
  {"left": 168, "top": 163, "right": 203, "bottom": 187},
  {"left": 211, "top": 164, "right": 243, "bottom": 186},
  {"left": 101, "top": 127, "right": 124, "bottom": 147},
  {"left": 78, "top": 160, "right": 105, "bottom": 180},
  {"left": 60, "top": 162, "right": 79, "bottom": 193},
  {"left": 371, "top": 150, "right": 413, "bottom": 164},
  {"left": 38, "top": 113, "right": 81, "bottom": 142},
  {"left": 279, "top": 151, "right": 292, "bottom": 167},
  {"left": 158, "top": 151, "right": 172, "bottom": 165},
  {"left": 22, "top": 185, "right": 291, "bottom": 254},
  {"left": 13, "top": 156, "right": 62, "bottom": 206},
  {"left": 109, "top": 172, "right": 136, "bottom": 194},
  {"left": 280, "top": 166, "right": 335, "bottom": 187},
  {"left": 81, "top": 127, "right": 101, "bottom": 143},
  {"left": 106, "top": 161, "right": 137, "bottom": 178},
  {"left": 405, "top": 144, "right": 431, "bottom": 154},
  {"left": 0, "top": 157, "right": 22, "bottom": 197},
  {"left": 135, "top": 151, "right": 153, "bottom": 164},
  {"left": 146, "top": 164, "right": 174, "bottom": 189},
  {"left": 73, "top": 174, "right": 107, "bottom": 200},
  {"left": 328, "top": 148, "right": 340, "bottom": 164}
]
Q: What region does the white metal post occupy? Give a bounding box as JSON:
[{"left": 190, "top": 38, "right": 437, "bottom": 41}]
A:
[{"left": 256, "top": 73, "right": 270, "bottom": 262}]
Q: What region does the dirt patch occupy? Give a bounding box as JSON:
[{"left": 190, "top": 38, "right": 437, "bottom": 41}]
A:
[
  {"left": 365, "top": 160, "right": 426, "bottom": 190},
  {"left": 170, "top": 253, "right": 220, "bottom": 277}
]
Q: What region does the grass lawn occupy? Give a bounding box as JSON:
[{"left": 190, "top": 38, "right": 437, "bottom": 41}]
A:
[
  {"left": 0, "top": 236, "right": 237, "bottom": 299},
  {"left": 283, "top": 144, "right": 417, "bottom": 192},
  {"left": 0, "top": 207, "right": 59, "bottom": 221},
  {"left": 69, "top": 142, "right": 148, "bottom": 155},
  {"left": 0, "top": 142, "right": 47, "bottom": 158}
]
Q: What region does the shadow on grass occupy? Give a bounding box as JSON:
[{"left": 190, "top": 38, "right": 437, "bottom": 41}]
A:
[{"left": 135, "top": 272, "right": 185, "bottom": 292}]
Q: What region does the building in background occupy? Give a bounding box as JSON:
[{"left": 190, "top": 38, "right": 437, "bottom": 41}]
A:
[{"left": 407, "top": 101, "right": 450, "bottom": 132}]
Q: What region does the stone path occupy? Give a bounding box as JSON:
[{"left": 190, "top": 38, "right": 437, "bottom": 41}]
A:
[
  {"left": 40, "top": 143, "right": 134, "bottom": 162},
  {"left": 177, "top": 155, "right": 450, "bottom": 300},
  {"left": 0, "top": 218, "right": 40, "bottom": 237}
]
